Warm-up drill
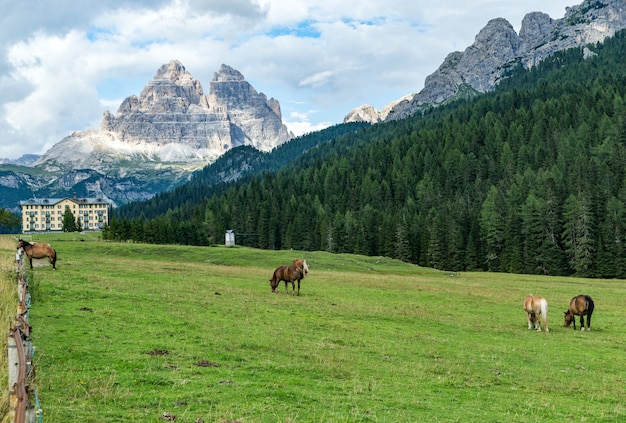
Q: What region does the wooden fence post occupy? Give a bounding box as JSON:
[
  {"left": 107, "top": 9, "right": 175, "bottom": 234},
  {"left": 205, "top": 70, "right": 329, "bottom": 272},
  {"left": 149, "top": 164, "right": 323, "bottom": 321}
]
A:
[{"left": 7, "top": 253, "right": 39, "bottom": 423}]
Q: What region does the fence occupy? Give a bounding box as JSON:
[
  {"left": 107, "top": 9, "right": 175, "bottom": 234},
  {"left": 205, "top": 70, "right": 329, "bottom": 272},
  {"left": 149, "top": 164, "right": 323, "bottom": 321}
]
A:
[{"left": 7, "top": 250, "right": 41, "bottom": 423}]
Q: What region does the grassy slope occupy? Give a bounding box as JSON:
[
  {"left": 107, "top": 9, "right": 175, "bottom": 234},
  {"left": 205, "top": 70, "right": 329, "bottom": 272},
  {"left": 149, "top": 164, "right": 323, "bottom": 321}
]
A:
[{"left": 1, "top": 234, "right": 625, "bottom": 422}]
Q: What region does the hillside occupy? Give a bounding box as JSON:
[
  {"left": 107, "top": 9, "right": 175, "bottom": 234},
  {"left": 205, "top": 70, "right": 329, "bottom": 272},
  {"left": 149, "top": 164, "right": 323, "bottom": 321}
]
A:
[
  {"left": 114, "top": 122, "right": 369, "bottom": 222},
  {"left": 11, "top": 238, "right": 626, "bottom": 421},
  {"left": 108, "top": 29, "right": 626, "bottom": 278}
]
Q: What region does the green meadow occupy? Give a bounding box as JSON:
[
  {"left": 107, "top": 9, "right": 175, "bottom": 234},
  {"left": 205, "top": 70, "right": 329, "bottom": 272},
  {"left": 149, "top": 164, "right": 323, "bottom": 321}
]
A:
[{"left": 1, "top": 234, "right": 626, "bottom": 422}]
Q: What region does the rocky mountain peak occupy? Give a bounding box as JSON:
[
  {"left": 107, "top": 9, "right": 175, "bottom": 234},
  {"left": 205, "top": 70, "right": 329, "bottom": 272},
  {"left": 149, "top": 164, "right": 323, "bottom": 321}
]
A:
[
  {"left": 213, "top": 64, "right": 245, "bottom": 82},
  {"left": 343, "top": 105, "right": 381, "bottom": 124},
  {"left": 519, "top": 12, "right": 554, "bottom": 46},
  {"left": 155, "top": 60, "right": 192, "bottom": 81},
  {"left": 35, "top": 61, "right": 292, "bottom": 176},
  {"left": 346, "top": 0, "right": 626, "bottom": 124},
  {"left": 131, "top": 59, "right": 204, "bottom": 114}
]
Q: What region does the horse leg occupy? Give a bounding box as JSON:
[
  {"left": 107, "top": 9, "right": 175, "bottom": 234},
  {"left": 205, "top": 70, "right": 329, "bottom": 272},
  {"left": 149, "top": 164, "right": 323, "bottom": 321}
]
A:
[
  {"left": 579, "top": 315, "right": 585, "bottom": 331},
  {"left": 534, "top": 313, "right": 540, "bottom": 330},
  {"left": 28, "top": 257, "right": 33, "bottom": 270},
  {"left": 585, "top": 314, "right": 591, "bottom": 332},
  {"left": 526, "top": 312, "right": 533, "bottom": 330},
  {"left": 297, "top": 279, "right": 300, "bottom": 296}
]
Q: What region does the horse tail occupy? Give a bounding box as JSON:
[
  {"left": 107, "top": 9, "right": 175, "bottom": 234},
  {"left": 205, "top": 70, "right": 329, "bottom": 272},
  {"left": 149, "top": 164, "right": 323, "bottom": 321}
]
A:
[
  {"left": 539, "top": 298, "right": 548, "bottom": 331},
  {"left": 585, "top": 295, "right": 594, "bottom": 315},
  {"left": 51, "top": 246, "right": 57, "bottom": 269}
]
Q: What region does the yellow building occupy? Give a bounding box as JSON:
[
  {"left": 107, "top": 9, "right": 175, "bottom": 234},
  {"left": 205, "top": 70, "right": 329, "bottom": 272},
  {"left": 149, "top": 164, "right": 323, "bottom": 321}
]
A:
[{"left": 19, "top": 196, "right": 111, "bottom": 233}]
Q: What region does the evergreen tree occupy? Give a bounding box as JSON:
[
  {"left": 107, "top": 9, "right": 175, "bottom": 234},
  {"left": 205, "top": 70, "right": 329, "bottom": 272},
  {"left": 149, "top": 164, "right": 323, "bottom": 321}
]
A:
[
  {"left": 479, "top": 186, "right": 504, "bottom": 271},
  {"left": 62, "top": 208, "right": 76, "bottom": 232},
  {"left": 0, "top": 208, "right": 19, "bottom": 230},
  {"left": 394, "top": 221, "right": 411, "bottom": 263},
  {"left": 562, "top": 194, "right": 595, "bottom": 276}
]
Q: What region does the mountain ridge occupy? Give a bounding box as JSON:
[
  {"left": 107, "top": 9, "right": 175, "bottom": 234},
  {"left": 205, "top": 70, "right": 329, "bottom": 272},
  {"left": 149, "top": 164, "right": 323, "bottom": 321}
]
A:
[
  {"left": 345, "top": 0, "right": 626, "bottom": 123},
  {"left": 35, "top": 61, "right": 293, "bottom": 173},
  {"left": 0, "top": 62, "right": 293, "bottom": 211},
  {"left": 107, "top": 28, "right": 626, "bottom": 279},
  {"left": 1, "top": 0, "right": 623, "bottom": 216}
]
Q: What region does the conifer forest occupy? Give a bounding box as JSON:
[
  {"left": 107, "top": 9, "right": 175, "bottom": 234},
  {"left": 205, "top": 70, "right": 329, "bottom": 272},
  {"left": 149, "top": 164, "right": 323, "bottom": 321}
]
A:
[{"left": 107, "top": 30, "right": 626, "bottom": 278}]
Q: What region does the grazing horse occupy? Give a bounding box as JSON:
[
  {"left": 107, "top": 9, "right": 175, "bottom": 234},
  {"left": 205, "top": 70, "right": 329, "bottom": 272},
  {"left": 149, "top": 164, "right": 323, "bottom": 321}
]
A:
[
  {"left": 16, "top": 239, "right": 57, "bottom": 270},
  {"left": 564, "top": 295, "right": 594, "bottom": 331},
  {"left": 269, "top": 264, "right": 304, "bottom": 295},
  {"left": 523, "top": 294, "right": 549, "bottom": 332}
]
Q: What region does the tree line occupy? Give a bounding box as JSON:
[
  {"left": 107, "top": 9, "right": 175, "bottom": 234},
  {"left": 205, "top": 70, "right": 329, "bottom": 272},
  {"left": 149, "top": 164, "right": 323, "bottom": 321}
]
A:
[{"left": 106, "top": 30, "right": 626, "bottom": 278}]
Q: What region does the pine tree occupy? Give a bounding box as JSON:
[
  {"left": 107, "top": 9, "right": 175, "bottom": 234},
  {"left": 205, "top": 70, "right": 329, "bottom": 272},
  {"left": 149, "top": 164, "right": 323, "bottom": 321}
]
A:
[
  {"left": 62, "top": 208, "right": 76, "bottom": 232},
  {"left": 562, "top": 194, "right": 595, "bottom": 276},
  {"left": 394, "top": 221, "right": 411, "bottom": 263},
  {"left": 479, "top": 186, "right": 504, "bottom": 271},
  {"left": 0, "top": 208, "right": 19, "bottom": 228}
]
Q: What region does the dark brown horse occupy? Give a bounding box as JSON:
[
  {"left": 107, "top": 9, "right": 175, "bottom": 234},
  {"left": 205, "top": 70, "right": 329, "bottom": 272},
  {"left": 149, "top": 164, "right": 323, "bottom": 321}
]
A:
[
  {"left": 564, "top": 295, "right": 594, "bottom": 331},
  {"left": 17, "top": 239, "right": 57, "bottom": 270},
  {"left": 269, "top": 264, "right": 304, "bottom": 295}
]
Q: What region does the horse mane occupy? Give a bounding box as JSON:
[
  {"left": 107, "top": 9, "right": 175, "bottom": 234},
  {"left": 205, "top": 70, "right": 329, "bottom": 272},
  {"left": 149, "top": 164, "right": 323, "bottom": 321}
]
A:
[{"left": 18, "top": 239, "right": 32, "bottom": 247}]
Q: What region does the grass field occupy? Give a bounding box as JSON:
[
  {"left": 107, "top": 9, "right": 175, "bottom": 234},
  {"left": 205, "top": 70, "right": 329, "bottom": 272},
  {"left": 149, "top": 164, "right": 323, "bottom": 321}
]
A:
[{"left": 1, "top": 234, "right": 626, "bottom": 422}]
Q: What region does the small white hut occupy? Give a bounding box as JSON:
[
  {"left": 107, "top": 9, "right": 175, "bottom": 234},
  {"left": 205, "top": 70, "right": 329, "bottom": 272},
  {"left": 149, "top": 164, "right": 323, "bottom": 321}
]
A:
[{"left": 225, "top": 230, "right": 235, "bottom": 246}]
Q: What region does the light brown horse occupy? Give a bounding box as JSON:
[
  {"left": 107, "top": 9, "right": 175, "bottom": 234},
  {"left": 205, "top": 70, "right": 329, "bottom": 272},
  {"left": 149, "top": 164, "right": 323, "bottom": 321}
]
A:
[
  {"left": 17, "top": 239, "right": 57, "bottom": 270},
  {"left": 564, "top": 295, "right": 594, "bottom": 331},
  {"left": 523, "top": 294, "right": 548, "bottom": 332},
  {"left": 269, "top": 264, "right": 304, "bottom": 295}
]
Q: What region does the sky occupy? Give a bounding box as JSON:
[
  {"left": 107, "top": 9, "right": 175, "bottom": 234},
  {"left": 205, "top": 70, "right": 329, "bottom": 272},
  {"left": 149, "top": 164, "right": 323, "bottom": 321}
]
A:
[{"left": 0, "top": 0, "right": 576, "bottom": 160}]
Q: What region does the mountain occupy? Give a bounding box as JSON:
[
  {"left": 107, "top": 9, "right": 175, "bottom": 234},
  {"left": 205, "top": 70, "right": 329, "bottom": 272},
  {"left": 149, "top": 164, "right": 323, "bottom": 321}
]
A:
[
  {"left": 115, "top": 121, "right": 370, "bottom": 221},
  {"left": 0, "top": 61, "right": 293, "bottom": 211},
  {"left": 107, "top": 28, "right": 626, "bottom": 278},
  {"left": 35, "top": 60, "right": 292, "bottom": 173},
  {"left": 345, "top": 0, "right": 626, "bottom": 123},
  {"left": 0, "top": 155, "right": 40, "bottom": 166}
]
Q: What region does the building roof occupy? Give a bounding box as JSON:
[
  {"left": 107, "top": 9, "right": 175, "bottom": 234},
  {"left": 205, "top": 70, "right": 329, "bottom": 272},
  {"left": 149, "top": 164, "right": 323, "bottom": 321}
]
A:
[{"left": 19, "top": 197, "right": 111, "bottom": 206}]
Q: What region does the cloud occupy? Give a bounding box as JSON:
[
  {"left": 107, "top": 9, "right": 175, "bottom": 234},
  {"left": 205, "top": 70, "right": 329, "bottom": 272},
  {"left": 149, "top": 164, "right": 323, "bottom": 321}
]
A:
[{"left": 0, "top": 0, "right": 574, "bottom": 159}]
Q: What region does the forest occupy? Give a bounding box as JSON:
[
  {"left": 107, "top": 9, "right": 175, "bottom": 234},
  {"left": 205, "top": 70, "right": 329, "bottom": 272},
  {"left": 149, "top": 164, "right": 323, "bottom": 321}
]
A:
[{"left": 106, "top": 30, "right": 626, "bottom": 278}]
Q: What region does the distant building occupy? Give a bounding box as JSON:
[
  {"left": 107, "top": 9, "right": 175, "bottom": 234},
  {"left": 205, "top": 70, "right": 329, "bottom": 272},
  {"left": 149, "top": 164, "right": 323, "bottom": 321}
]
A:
[
  {"left": 19, "top": 195, "right": 111, "bottom": 233},
  {"left": 225, "top": 230, "right": 235, "bottom": 246}
]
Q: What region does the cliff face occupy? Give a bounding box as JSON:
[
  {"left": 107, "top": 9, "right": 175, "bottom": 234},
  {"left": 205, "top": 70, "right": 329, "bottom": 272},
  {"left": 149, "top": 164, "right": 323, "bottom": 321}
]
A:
[
  {"left": 346, "top": 0, "right": 626, "bottom": 123},
  {"left": 35, "top": 61, "right": 292, "bottom": 173},
  {"left": 3, "top": 61, "right": 294, "bottom": 208}
]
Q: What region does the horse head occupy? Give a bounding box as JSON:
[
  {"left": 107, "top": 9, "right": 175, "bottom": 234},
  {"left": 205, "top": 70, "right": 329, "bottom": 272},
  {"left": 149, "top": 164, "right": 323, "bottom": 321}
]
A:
[{"left": 563, "top": 310, "right": 574, "bottom": 327}]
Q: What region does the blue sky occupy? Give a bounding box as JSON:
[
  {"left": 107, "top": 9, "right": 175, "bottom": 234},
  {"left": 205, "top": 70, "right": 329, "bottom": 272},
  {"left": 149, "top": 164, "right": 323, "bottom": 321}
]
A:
[{"left": 0, "top": 0, "right": 575, "bottom": 160}]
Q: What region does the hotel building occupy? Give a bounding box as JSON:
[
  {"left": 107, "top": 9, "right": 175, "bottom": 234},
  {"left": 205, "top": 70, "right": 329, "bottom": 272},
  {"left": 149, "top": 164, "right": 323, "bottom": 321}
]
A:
[{"left": 19, "top": 196, "right": 111, "bottom": 233}]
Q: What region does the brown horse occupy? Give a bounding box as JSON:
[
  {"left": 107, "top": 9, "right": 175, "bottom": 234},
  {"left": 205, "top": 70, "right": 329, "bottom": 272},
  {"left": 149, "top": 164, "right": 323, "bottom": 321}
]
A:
[
  {"left": 269, "top": 264, "right": 304, "bottom": 295},
  {"left": 564, "top": 295, "right": 594, "bottom": 331},
  {"left": 523, "top": 294, "right": 549, "bottom": 332},
  {"left": 17, "top": 239, "right": 57, "bottom": 270}
]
